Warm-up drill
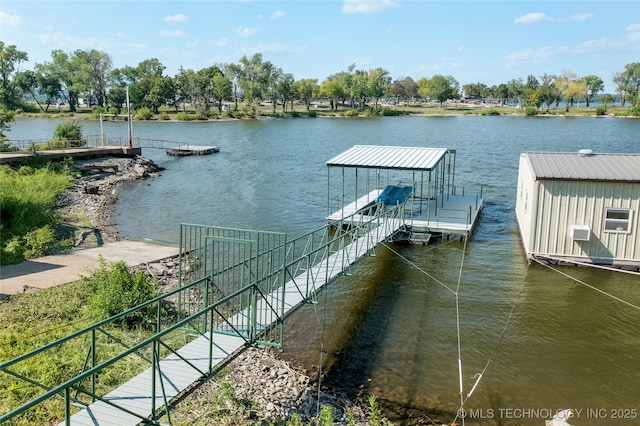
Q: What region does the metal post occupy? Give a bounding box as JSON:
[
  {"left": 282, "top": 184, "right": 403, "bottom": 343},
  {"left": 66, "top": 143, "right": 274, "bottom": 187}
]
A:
[{"left": 126, "top": 86, "right": 133, "bottom": 148}]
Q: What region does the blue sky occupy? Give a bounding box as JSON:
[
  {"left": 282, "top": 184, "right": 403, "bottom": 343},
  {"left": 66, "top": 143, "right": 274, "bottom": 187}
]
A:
[{"left": 1, "top": 1, "right": 638, "bottom": 92}]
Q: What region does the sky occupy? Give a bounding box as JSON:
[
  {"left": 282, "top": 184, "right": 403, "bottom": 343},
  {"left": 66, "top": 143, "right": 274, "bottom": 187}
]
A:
[{"left": 1, "top": 0, "right": 639, "bottom": 93}]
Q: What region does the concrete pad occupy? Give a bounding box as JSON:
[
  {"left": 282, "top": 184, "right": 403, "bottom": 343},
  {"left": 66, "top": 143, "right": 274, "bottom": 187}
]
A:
[{"left": 0, "top": 241, "right": 178, "bottom": 296}]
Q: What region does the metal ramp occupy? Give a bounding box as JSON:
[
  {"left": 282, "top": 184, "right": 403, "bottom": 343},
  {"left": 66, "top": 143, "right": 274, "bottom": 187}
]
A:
[{"left": 1, "top": 203, "right": 406, "bottom": 425}]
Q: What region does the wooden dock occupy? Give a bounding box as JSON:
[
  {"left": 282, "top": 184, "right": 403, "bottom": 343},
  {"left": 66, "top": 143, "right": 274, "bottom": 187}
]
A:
[{"left": 165, "top": 145, "right": 219, "bottom": 156}]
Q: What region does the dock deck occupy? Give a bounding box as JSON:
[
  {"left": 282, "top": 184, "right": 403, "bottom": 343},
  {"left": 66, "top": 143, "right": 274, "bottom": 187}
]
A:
[
  {"left": 165, "top": 145, "right": 219, "bottom": 156},
  {"left": 327, "top": 189, "right": 483, "bottom": 239}
]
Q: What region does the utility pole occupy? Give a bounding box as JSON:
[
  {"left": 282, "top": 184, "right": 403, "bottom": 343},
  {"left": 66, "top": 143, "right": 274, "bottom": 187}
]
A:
[{"left": 126, "top": 86, "right": 134, "bottom": 148}]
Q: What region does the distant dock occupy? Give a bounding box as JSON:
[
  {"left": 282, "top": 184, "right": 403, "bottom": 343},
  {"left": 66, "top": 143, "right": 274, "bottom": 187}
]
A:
[
  {"left": 166, "top": 145, "right": 220, "bottom": 156},
  {"left": 0, "top": 146, "right": 141, "bottom": 165}
]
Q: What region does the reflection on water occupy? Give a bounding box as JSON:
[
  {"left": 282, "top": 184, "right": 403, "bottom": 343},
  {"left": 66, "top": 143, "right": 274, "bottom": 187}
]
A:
[{"left": 9, "top": 116, "right": 640, "bottom": 425}]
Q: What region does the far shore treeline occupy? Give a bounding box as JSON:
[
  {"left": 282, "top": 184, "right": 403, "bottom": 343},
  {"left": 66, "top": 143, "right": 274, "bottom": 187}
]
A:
[{"left": 0, "top": 41, "right": 639, "bottom": 136}]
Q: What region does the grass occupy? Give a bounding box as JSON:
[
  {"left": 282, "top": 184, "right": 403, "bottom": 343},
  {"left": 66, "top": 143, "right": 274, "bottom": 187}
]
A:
[
  {"left": 0, "top": 260, "right": 182, "bottom": 425},
  {"left": 0, "top": 160, "right": 77, "bottom": 265}
]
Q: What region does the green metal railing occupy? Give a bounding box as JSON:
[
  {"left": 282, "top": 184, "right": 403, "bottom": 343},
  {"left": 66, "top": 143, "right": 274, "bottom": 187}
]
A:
[{"left": 0, "top": 202, "right": 406, "bottom": 424}]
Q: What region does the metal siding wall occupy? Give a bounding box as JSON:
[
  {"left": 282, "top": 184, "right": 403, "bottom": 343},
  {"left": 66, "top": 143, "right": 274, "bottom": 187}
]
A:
[
  {"left": 515, "top": 155, "right": 536, "bottom": 254},
  {"left": 534, "top": 180, "right": 640, "bottom": 262}
]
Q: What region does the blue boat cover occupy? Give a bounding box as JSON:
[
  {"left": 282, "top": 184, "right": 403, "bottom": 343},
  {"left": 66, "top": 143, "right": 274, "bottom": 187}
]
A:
[{"left": 375, "top": 185, "right": 413, "bottom": 205}]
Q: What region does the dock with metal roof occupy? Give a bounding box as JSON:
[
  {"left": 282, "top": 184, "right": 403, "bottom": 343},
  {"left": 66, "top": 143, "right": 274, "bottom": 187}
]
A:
[{"left": 326, "top": 145, "right": 483, "bottom": 241}]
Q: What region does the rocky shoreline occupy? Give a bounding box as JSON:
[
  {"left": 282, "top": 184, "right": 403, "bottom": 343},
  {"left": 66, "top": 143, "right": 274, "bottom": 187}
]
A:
[
  {"left": 55, "top": 155, "right": 164, "bottom": 246},
  {"left": 53, "top": 155, "right": 402, "bottom": 425}
]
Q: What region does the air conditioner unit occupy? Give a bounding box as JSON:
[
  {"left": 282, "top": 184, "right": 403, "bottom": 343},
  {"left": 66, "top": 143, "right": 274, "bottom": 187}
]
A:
[{"left": 570, "top": 225, "right": 590, "bottom": 241}]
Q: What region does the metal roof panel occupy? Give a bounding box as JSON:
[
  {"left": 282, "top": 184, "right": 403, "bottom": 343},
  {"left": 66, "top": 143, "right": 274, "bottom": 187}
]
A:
[
  {"left": 327, "top": 145, "right": 449, "bottom": 171},
  {"left": 525, "top": 151, "right": 640, "bottom": 182}
]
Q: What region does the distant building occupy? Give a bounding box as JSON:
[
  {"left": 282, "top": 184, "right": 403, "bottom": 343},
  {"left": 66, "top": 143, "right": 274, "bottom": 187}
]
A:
[{"left": 516, "top": 150, "right": 640, "bottom": 268}]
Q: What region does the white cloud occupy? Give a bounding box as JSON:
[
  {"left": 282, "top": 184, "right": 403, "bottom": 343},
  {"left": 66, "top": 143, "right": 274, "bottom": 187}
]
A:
[
  {"left": 625, "top": 22, "right": 640, "bottom": 42},
  {"left": 188, "top": 39, "right": 199, "bottom": 48},
  {"left": 235, "top": 27, "right": 262, "bottom": 38},
  {"left": 0, "top": 12, "right": 21, "bottom": 27},
  {"left": 570, "top": 13, "right": 593, "bottom": 22},
  {"left": 235, "top": 42, "right": 307, "bottom": 58},
  {"left": 514, "top": 12, "right": 552, "bottom": 24},
  {"left": 342, "top": 0, "right": 399, "bottom": 14},
  {"left": 165, "top": 14, "right": 190, "bottom": 23},
  {"left": 38, "top": 32, "right": 149, "bottom": 56},
  {"left": 417, "top": 57, "right": 460, "bottom": 74},
  {"left": 270, "top": 11, "right": 286, "bottom": 20},
  {"left": 161, "top": 30, "right": 188, "bottom": 38},
  {"left": 505, "top": 45, "right": 568, "bottom": 67},
  {"left": 213, "top": 38, "right": 229, "bottom": 47},
  {"left": 626, "top": 23, "right": 640, "bottom": 32}
]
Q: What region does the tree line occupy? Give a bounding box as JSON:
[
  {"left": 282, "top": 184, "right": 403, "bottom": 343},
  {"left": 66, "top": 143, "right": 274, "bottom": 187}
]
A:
[{"left": 1, "top": 41, "right": 639, "bottom": 117}]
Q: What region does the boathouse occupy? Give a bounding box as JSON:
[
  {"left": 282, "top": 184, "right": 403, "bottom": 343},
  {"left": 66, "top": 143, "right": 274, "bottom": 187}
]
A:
[
  {"left": 515, "top": 150, "right": 640, "bottom": 268},
  {"left": 326, "top": 145, "right": 483, "bottom": 242}
]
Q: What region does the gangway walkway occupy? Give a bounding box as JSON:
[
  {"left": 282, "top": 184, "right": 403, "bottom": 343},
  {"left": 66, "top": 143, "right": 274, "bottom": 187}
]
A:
[{"left": 1, "top": 203, "right": 406, "bottom": 425}]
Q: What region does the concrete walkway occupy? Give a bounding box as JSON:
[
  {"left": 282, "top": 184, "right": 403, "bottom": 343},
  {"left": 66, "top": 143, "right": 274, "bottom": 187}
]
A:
[{"left": 0, "top": 241, "right": 178, "bottom": 297}]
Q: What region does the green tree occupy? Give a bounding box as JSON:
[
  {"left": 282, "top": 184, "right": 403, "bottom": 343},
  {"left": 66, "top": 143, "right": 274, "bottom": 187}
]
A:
[
  {"left": 318, "top": 79, "right": 343, "bottom": 110},
  {"left": 196, "top": 65, "right": 222, "bottom": 111},
  {"left": 617, "top": 62, "right": 640, "bottom": 107},
  {"left": 491, "top": 83, "right": 509, "bottom": 106},
  {"left": 0, "top": 42, "right": 29, "bottom": 109},
  {"left": 507, "top": 78, "right": 524, "bottom": 109},
  {"left": 174, "top": 67, "right": 198, "bottom": 111},
  {"left": 391, "top": 77, "right": 418, "bottom": 104},
  {"left": 15, "top": 70, "right": 62, "bottom": 112},
  {"left": 601, "top": 93, "right": 615, "bottom": 109},
  {"left": 223, "top": 62, "right": 243, "bottom": 111},
  {"left": 330, "top": 65, "right": 354, "bottom": 109},
  {"left": 581, "top": 75, "right": 604, "bottom": 107},
  {"left": 36, "top": 50, "right": 82, "bottom": 111},
  {"left": 211, "top": 71, "right": 233, "bottom": 113},
  {"left": 275, "top": 72, "right": 295, "bottom": 112},
  {"left": 294, "top": 78, "right": 319, "bottom": 112},
  {"left": 0, "top": 107, "right": 15, "bottom": 148},
  {"left": 368, "top": 67, "right": 392, "bottom": 110},
  {"left": 418, "top": 74, "right": 459, "bottom": 107},
  {"left": 350, "top": 69, "right": 369, "bottom": 110},
  {"left": 523, "top": 75, "right": 540, "bottom": 107},
  {"left": 73, "top": 49, "right": 112, "bottom": 107},
  {"left": 237, "top": 53, "right": 268, "bottom": 102}
]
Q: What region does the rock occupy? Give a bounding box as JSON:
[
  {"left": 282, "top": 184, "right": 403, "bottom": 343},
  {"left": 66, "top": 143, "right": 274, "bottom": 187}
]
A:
[{"left": 54, "top": 156, "right": 164, "bottom": 246}]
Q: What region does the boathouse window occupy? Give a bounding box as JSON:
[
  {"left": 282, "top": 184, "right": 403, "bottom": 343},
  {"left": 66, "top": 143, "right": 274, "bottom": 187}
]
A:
[{"left": 603, "top": 208, "right": 633, "bottom": 233}]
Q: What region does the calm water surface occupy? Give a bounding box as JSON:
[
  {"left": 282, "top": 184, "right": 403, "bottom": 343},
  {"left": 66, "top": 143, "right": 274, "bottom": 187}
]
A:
[{"left": 9, "top": 115, "right": 640, "bottom": 424}]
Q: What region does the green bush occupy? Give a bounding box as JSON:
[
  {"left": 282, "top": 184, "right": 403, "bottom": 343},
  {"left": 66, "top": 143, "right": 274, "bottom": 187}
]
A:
[
  {"left": 481, "top": 108, "right": 501, "bottom": 116},
  {"left": 134, "top": 107, "right": 154, "bottom": 120},
  {"left": 52, "top": 120, "right": 85, "bottom": 147},
  {"left": 0, "top": 163, "right": 75, "bottom": 265},
  {"left": 158, "top": 112, "right": 171, "bottom": 120},
  {"left": 524, "top": 106, "right": 538, "bottom": 116},
  {"left": 176, "top": 112, "right": 196, "bottom": 121},
  {"left": 343, "top": 109, "right": 360, "bottom": 117},
  {"left": 596, "top": 106, "right": 607, "bottom": 116},
  {"left": 82, "top": 257, "right": 160, "bottom": 329}
]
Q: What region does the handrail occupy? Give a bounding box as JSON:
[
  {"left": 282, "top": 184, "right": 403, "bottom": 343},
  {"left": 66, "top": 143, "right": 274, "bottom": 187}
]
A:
[{"left": 1, "top": 202, "right": 407, "bottom": 424}]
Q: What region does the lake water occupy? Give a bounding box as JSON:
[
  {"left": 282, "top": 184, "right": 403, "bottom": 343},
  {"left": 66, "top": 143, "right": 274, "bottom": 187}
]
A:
[{"left": 8, "top": 115, "right": 640, "bottom": 425}]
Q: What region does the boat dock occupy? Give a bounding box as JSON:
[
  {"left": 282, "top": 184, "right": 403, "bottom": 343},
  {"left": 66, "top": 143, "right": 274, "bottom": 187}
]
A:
[
  {"left": 1, "top": 144, "right": 483, "bottom": 425},
  {"left": 0, "top": 146, "right": 142, "bottom": 165},
  {"left": 326, "top": 145, "right": 483, "bottom": 241},
  {"left": 165, "top": 145, "right": 219, "bottom": 156},
  {"left": 327, "top": 189, "right": 483, "bottom": 241}
]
